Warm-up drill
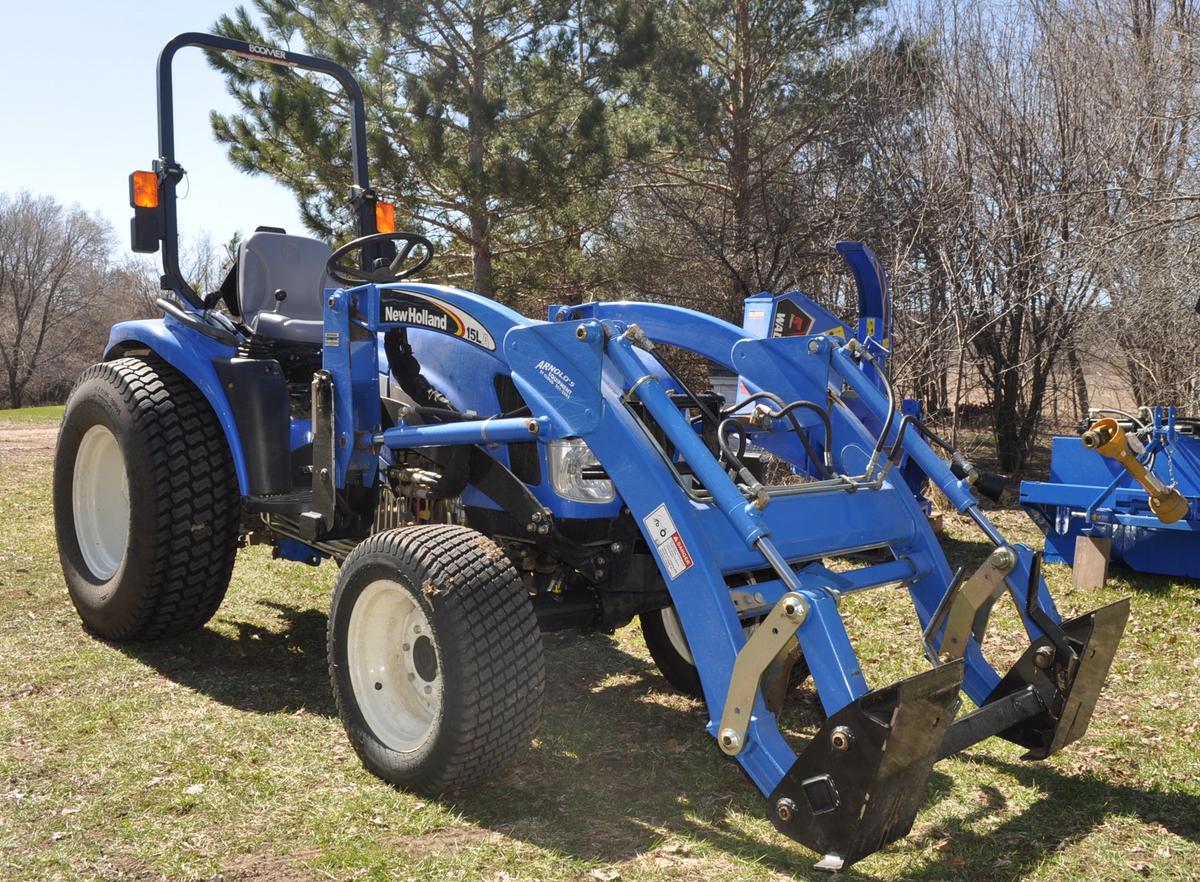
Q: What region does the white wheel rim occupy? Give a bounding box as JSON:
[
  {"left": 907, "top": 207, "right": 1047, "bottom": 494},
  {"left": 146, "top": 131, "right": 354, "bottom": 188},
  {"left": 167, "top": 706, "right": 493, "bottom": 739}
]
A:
[
  {"left": 660, "top": 606, "right": 695, "bottom": 666},
  {"left": 72, "top": 424, "right": 130, "bottom": 581},
  {"left": 347, "top": 580, "right": 442, "bottom": 752}
]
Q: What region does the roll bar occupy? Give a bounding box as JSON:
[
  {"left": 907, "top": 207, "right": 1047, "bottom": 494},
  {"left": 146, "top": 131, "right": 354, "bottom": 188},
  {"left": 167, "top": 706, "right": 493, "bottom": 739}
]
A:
[{"left": 145, "top": 32, "right": 377, "bottom": 309}]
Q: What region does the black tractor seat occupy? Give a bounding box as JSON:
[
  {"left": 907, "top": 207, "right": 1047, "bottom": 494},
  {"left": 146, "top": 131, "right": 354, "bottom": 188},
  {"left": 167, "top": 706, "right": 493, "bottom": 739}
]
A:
[{"left": 214, "top": 228, "right": 335, "bottom": 347}]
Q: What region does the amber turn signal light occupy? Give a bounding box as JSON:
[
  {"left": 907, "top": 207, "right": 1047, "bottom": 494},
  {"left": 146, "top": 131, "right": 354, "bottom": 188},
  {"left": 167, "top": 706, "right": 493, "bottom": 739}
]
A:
[
  {"left": 375, "top": 200, "right": 396, "bottom": 233},
  {"left": 129, "top": 170, "right": 159, "bottom": 209}
]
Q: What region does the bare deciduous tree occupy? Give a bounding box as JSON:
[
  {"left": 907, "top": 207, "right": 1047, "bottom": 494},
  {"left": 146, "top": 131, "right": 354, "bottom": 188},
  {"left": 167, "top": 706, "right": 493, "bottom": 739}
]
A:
[
  {"left": 0, "top": 192, "right": 113, "bottom": 408},
  {"left": 870, "top": 0, "right": 1200, "bottom": 472}
]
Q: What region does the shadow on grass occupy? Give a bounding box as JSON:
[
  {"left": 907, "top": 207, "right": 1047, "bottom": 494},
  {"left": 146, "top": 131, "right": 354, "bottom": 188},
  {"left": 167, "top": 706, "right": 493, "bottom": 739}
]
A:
[
  {"left": 114, "top": 600, "right": 335, "bottom": 716},
  {"left": 936, "top": 531, "right": 1002, "bottom": 572},
  {"left": 116, "top": 602, "right": 1197, "bottom": 880},
  {"left": 907, "top": 754, "right": 1200, "bottom": 880},
  {"left": 448, "top": 632, "right": 957, "bottom": 881},
  {"left": 453, "top": 631, "right": 1200, "bottom": 880}
]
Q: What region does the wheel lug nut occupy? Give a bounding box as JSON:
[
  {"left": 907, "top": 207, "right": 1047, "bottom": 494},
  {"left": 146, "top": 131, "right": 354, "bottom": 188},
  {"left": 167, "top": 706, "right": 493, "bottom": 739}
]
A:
[
  {"left": 374, "top": 682, "right": 382, "bottom": 691},
  {"left": 407, "top": 673, "right": 416, "bottom": 681},
  {"left": 424, "top": 685, "right": 432, "bottom": 695},
  {"left": 402, "top": 643, "right": 411, "bottom": 651}
]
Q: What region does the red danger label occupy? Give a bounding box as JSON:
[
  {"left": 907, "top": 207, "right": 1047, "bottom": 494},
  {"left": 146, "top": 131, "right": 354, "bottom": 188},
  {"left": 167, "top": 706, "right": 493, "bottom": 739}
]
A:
[{"left": 643, "top": 504, "right": 694, "bottom": 580}]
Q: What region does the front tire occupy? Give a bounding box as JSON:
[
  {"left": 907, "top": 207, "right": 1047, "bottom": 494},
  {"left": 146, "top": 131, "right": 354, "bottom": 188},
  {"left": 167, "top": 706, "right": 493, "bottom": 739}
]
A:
[
  {"left": 328, "top": 525, "right": 544, "bottom": 794},
  {"left": 641, "top": 605, "right": 810, "bottom": 698},
  {"left": 53, "top": 356, "right": 240, "bottom": 640}
]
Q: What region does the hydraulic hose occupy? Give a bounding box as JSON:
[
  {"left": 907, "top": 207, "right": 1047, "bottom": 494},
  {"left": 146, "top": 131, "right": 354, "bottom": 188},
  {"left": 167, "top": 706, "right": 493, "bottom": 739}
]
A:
[
  {"left": 722, "top": 392, "right": 836, "bottom": 477},
  {"left": 717, "top": 418, "right": 764, "bottom": 491},
  {"left": 852, "top": 342, "right": 896, "bottom": 480},
  {"left": 383, "top": 328, "right": 458, "bottom": 415},
  {"left": 773, "top": 400, "right": 835, "bottom": 475}
]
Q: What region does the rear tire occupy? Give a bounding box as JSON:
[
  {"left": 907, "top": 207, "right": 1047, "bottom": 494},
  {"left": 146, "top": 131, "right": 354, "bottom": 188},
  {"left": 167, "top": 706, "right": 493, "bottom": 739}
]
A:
[
  {"left": 53, "top": 356, "right": 240, "bottom": 640},
  {"left": 641, "top": 605, "right": 810, "bottom": 698},
  {"left": 328, "top": 525, "right": 544, "bottom": 794}
]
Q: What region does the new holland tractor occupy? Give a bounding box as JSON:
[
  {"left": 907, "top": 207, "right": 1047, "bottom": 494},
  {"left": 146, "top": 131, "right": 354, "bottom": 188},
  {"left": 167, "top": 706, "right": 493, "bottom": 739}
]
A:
[{"left": 53, "top": 33, "right": 1129, "bottom": 871}]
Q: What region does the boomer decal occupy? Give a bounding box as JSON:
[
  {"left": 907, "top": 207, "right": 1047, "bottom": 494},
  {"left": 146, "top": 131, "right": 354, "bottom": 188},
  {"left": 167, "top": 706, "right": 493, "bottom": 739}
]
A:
[{"left": 379, "top": 290, "right": 497, "bottom": 351}]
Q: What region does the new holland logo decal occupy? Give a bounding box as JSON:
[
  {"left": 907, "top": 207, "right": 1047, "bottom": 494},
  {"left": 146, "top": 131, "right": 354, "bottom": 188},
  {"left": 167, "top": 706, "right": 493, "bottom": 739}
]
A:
[{"left": 379, "top": 291, "right": 497, "bottom": 351}]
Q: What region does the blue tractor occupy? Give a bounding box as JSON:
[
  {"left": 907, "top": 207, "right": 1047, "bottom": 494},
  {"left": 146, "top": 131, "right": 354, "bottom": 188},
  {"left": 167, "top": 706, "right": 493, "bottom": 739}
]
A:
[{"left": 54, "top": 33, "right": 1129, "bottom": 871}]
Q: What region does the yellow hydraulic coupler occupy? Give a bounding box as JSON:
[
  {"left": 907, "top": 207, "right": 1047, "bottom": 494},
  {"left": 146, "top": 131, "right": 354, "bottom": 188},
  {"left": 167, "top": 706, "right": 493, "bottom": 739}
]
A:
[{"left": 1081, "top": 418, "right": 1189, "bottom": 524}]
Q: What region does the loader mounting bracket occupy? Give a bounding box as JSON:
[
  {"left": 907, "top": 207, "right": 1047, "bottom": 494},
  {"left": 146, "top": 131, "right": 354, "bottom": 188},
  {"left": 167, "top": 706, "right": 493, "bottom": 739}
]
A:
[{"left": 767, "top": 661, "right": 963, "bottom": 872}]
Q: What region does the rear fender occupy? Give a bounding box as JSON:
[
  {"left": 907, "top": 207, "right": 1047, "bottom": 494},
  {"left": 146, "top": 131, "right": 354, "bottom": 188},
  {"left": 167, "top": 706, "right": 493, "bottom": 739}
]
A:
[{"left": 104, "top": 317, "right": 250, "bottom": 496}]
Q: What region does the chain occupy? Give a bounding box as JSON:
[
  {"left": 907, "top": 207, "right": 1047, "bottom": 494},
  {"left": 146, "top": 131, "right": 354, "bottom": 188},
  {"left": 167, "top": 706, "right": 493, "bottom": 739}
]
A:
[{"left": 1164, "top": 438, "right": 1179, "bottom": 491}]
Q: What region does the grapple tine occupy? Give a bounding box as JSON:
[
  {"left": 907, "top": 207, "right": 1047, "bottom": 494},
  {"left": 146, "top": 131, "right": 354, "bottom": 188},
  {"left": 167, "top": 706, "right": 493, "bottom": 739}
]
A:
[
  {"left": 766, "top": 661, "right": 963, "bottom": 872},
  {"left": 987, "top": 597, "right": 1130, "bottom": 759}
]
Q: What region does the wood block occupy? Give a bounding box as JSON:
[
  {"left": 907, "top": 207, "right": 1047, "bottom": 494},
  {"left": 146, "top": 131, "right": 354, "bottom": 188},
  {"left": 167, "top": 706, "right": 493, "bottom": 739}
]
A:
[{"left": 1073, "top": 535, "right": 1111, "bottom": 590}]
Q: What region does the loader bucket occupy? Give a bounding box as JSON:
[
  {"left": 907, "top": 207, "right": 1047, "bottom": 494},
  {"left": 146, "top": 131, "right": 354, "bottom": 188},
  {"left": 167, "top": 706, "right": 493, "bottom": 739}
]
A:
[{"left": 763, "top": 599, "right": 1129, "bottom": 871}]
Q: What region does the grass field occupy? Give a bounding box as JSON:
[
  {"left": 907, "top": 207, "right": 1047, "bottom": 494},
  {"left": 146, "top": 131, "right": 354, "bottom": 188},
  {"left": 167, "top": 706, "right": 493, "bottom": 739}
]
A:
[
  {"left": 0, "top": 406, "right": 64, "bottom": 424},
  {"left": 1, "top": 409, "right": 1198, "bottom": 881}
]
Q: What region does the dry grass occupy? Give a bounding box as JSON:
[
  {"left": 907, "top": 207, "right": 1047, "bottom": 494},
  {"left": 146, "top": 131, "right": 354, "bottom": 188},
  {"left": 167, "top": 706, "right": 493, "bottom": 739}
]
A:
[{"left": 1, "top": 409, "right": 1198, "bottom": 881}]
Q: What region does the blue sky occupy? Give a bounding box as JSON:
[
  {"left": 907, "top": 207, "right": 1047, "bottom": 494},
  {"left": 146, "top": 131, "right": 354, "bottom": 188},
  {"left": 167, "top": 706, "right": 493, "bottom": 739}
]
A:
[{"left": 0, "top": 1, "right": 306, "bottom": 256}]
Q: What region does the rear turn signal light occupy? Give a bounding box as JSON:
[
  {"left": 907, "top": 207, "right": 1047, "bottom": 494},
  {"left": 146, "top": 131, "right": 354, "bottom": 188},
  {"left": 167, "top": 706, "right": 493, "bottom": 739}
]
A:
[
  {"left": 129, "top": 171, "right": 159, "bottom": 209},
  {"left": 375, "top": 200, "right": 396, "bottom": 233}
]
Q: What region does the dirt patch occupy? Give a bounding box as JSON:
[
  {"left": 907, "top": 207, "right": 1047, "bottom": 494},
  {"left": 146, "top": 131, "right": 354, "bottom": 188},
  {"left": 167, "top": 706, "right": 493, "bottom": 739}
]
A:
[
  {"left": 0, "top": 421, "right": 58, "bottom": 467},
  {"left": 401, "top": 825, "right": 498, "bottom": 860},
  {"left": 220, "top": 847, "right": 323, "bottom": 881}
]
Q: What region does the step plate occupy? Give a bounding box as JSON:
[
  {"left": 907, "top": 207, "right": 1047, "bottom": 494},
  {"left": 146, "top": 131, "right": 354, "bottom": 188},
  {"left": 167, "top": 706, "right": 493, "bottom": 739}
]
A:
[{"left": 243, "top": 489, "right": 314, "bottom": 514}]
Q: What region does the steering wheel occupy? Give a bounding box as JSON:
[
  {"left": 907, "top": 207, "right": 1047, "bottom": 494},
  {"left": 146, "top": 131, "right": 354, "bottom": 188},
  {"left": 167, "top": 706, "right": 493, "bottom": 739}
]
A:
[{"left": 326, "top": 232, "right": 435, "bottom": 285}]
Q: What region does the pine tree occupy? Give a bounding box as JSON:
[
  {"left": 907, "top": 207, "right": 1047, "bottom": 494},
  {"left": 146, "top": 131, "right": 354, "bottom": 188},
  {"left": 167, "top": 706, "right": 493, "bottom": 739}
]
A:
[
  {"left": 609, "top": 0, "right": 885, "bottom": 321},
  {"left": 208, "top": 0, "right": 656, "bottom": 303}
]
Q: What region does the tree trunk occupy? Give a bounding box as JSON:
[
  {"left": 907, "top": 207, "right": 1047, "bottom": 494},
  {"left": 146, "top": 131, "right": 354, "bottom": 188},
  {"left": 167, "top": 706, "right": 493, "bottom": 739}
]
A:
[
  {"left": 1066, "top": 341, "right": 1089, "bottom": 421},
  {"left": 727, "top": 0, "right": 753, "bottom": 321},
  {"left": 6, "top": 370, "right": 23, "bottom": 410},
  {"left": 467, "top": 13, "right": 494, "bottom": 298},
  {"left": 468, "top": 205, "right": 493, "bottom": 297},
  {"left": 989, "top": 314, "right": 1027, "bottom": 474}
]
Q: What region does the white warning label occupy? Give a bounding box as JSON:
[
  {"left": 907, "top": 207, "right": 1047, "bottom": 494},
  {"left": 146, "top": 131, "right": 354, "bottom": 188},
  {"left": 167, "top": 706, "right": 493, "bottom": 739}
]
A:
[{"left": 643, "top": 504, "right": 694, "bottom": 580}]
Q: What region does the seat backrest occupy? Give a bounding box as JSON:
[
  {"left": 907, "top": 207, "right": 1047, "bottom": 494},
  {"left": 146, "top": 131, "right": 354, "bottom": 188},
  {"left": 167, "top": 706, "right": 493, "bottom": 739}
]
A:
[{"left": 238, "top": 231, "right": 334, "bottom": 343}]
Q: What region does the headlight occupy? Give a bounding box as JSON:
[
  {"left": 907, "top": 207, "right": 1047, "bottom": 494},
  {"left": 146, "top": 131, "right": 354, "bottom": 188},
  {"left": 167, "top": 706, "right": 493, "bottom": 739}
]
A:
[{"left": 547, "top": 438, "right": 615, "bottom": 503}]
